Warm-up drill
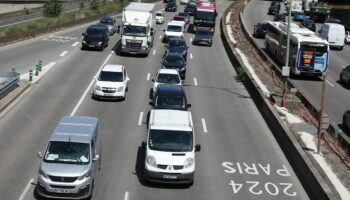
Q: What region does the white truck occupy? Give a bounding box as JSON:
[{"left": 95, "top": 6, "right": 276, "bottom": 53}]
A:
[{"left": 118, "top": 2, "right": 156, "bottom": 56}]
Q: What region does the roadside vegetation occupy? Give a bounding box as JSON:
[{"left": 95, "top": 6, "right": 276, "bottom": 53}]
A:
[{"left": 0, "top": 0, "right": 130, "bottom": 37}]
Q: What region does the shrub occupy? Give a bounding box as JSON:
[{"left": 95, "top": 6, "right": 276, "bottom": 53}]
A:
[
  {"left": 44, "top": 0, "right": 62, "bottom": 17},
  {"left": 90, "top": 0, "right": 100, "bottom": 10}
]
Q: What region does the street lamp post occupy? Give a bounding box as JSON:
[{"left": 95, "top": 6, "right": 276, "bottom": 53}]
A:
[{"left": 281, "top": 0, "right": 293, "bottom": 107}]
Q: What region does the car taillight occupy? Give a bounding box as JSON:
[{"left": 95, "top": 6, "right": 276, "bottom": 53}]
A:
[
  {"left": 211, "top": 27, "right": 214, "bottom": 33},
  {"left": 194, "top": 26, "right": 198, "bottom": 32}
]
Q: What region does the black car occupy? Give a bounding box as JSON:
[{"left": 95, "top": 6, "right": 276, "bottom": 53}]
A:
[
  {"left": 253, "top": 22, "right": 268, "bottom": 38},
  {"left": 184, "top": 4, "right": 196, "bottom": 16},
  {"left": 152, "top": 85, "right": 191, "bottom": 110},
  {"left": 270, "top": 1, "right": 281, "bottom": 10},
  {"left": 82, "top": 25, "right": 109, "bottom": 51},
  {"left": 340, "top": 65, "right": 350, "bottom": 88},
  {"left": 268, "top": 5, "right": 279, "bottom": 15},
  {"left": 193, "top": 28, "right": 213, "bottom": 46},
  {"left": 274, "top": 13, "right": 285, "bottom": 22},
  {"left": 165, "top": 2, "right": 177, "bottom": 12},
  {"left": 343, "top": 110, "right": 350, "bottom": 130},
  {"left": 161, "top": 52, "right": 187, "bottom": 79},
  {"left": 301, "top": 19, "right": 316, "bottom": 32},
  {"left": 165, "top": 38, "right": 189, "bottom": 61}
]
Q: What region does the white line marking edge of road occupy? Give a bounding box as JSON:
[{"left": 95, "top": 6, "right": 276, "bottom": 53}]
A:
[{"left": 18, "top": 177, "right": 35, "bottom": 200}]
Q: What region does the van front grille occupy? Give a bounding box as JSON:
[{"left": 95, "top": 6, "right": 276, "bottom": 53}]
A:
[
  {"left": 49, "top": 176, "right": 77, "bottom": 183},
  {"left": 50, "top": 185, "right": 75, "bottom": 189},
  {"left": 157, "top": 165, "right": 184, "bottom": 170}
]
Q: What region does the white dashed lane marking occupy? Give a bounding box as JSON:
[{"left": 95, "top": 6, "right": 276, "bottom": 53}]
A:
[
  {"left": 138, "top": 112, "right": 144, "bottom": 126},
  {"left": 194, "top": 77, "right": 198, "bottom": 86},
  {"left": 124, "top": 191, "right": 129, "bottom": 200},
  {"left": 147, "top": 73, "right": 150, "bottom": 81},
  {"left": 153, "top": 49, "right": 156, "bottom": 55},
  {"left": 59, "top": 51, "right": 68, "bottom": 57},
  {"left": 72, "top": 42, "right": 79, "bottom": 47},
  {"left": 190, "top": 53, "right": 193, "bottom": 59},
  {"left": 201, "top": 118, "right": 208, "bottom": 133}
]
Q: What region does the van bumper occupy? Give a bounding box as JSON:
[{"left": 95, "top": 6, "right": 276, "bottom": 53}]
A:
[
  {"left": 121, "top": 47, "right": 149, "bottom": 55},
  {"left": 36, "top": 176, "right": 92, "bottom": 199},
  {"left": 144, "top": 169, "right": 194, "bottom": 184}
]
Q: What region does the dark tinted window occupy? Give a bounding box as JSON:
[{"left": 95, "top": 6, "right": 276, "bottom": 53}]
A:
[
  {"left": 86, "top": 29, "right": 104, "bottom": 37},
  {"left": 149, "top": 130, "right": 193, "bottom": 152},
  {"left": 164, "top": 55, "right": 185, "bottom": 64},
  {"left": 99, "top": 71, "right": 123, "bottom": 82}
]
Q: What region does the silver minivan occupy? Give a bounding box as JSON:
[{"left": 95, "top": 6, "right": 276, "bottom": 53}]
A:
[{"left": 36, "top": 116, "right": 101, "bottom": 199}]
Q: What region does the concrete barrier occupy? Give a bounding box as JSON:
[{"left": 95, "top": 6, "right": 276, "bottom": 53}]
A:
[{"left": 220, "top": 3, "right": 337, "bottom": 200}]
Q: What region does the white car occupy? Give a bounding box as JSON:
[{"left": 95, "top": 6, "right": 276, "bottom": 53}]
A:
[
  {"left": 93, "top": 64, "right": 129, "bottom": 100},
  {"left": 156, "top": 12, "right": 165, "bottom": 24},
  {"left": 180, "top": 0, "right": 190, "bottom": 4},
  {"left": 152, "top": 69, "right": 182, "bottom": 95},
  {"left": 162, "top": 21, "right": 185, "bottom": 43},
  {"left": 345, "top": 31, "right": 350, "bottom": 44},
  {"left": 143, "top": 109, "right": 201, "bottom": 185}
]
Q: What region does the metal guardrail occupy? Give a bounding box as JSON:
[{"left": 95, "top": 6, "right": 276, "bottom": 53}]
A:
[{"left": 0, "top": 71, "right": 20, "bottom": 100}]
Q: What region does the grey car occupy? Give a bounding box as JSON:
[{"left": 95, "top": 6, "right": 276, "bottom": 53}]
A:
[
  {"left": 340, "top": 65, "right": 350, "bottom": 88},
  {"left": 98, "top": 17, "right": 117, "bottom": 35},
  {"left": 36, "top": 116, "right": 101, "bottom": 199},
  {"left": 193, "top": 28, "right": 213, "bottom": 46}
]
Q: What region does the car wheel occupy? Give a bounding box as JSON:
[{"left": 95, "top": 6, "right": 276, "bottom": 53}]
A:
[
  {"left": 340, "top": 73, "right": 343, "bottom": 83},
  {"left": 339, "top": 46, "right": 344, "bottom": 50},
  {"left": 344, "top": 115, "right": 349, "bottom": 130}
]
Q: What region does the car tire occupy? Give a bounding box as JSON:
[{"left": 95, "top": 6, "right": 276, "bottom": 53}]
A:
[
  {"left": 344, "top": 115, "right": 349, "bottom": 130},
  {"left": 339, "top": 46, "right": 344, "bottom": 50},
  {"left": 340, "top": 73, "right": 343, "bottom": 83}
]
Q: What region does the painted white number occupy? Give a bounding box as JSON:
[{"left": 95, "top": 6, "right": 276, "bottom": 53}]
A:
[
  {"left": 265, "top": 182, "right": 279, "bottom": 196},
  {"left": 246, "top": 181, "right": 263, "bottom": 195},
  {"left": 280, "top": 183, "right": 297, "bottom": 197},
  {"left": 228, "top": 180, "right": 243, "bottom": 194}
]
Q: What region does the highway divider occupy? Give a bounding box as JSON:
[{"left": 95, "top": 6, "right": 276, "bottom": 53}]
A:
[{"left": 220, "top": 2, "right": 337, "bottom": 199}]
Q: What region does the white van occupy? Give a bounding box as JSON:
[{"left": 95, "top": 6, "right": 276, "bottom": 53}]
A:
[
  {"left": 319, "top": 23, "right": 345, "bottom": 50},
  {"left": 162, "top": 21, "right": 186, "bottom": 43},
  {"left": 143, "top": 109, "right": 201, "bottom": 185}
]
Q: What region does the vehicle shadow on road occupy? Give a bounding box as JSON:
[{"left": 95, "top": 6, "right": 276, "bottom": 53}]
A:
[
  {"left": 112, "top": 39, "right": 149, "bottom": 58},
  {"left": 134, "top": 145, "right": 191, "bottom": 189}
]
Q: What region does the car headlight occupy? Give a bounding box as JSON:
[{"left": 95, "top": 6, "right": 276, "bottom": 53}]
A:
[
  {"left": 82, "top": 40, "right": 86, "bottom": 44},
  {"left": 117, "top": 86, "right": 124, "bottom": 92},
  {"left": 97, "top": 41, "right": 102, "bottom": 45},
  {"left": 184, "top": 158, "right": 194, "bottom": 168},
  {"left": 95, "top": 85, "right": 102, "bottom": 91},
  {"left": 182, "top": 51, "right": 186, "bottom": 55},
  {"left": 141, "top": 46, "right": 146, "bottom": 50},
  {"left": 38, "top": 168, "right": 47, "bottom": 178},
  {"left": 78, "top": 170, "right": 91, "bottom": 180},
  {"left": 180, "top": 67, "right": 186, "bottom": 71},
  {"left": 146, "top": 156, "right": 156, "bottom": 167}
]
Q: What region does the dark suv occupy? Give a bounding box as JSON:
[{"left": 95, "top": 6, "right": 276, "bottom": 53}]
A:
[
  {"left": 165, "top": 38, "right": 189, "bottom": 61},
  {"left": 152, "top": 85, "right": 191, "bottom": 110},
  {"left": 82, "top": 25, "right": 109, "bottom": 51},
  {"left": 161, "top": 52, "right": 187, "bottom": 79}
]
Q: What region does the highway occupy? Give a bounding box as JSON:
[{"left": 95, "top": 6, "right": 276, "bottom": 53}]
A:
[
  {"left": 0, "top": 0, "right": 309, "bottom": 199},
  {"left": 243, "top": 0, "right": 350, "bottom": 126}
]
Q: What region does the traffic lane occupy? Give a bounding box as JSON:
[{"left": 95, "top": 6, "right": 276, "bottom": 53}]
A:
[
  {"left": 185, "top": 32, "right": 309, "bottom": 200},
  {"left": 0, "top": 41, "right": 113, "bottom": 199}
]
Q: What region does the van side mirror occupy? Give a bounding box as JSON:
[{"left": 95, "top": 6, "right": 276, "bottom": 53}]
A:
[
  {"left": 117, "top": 25, "right": 120, "bottom": 34},
  {"left": 187, "top": 103, "right": 191, "bottom": 108},
  {"left": 82, "top": 33, "right": 85, "bottom": 36},
  {"left": 163, "top": 29, "right": 165, "bottom": 32},
  {"left": 142, "top": 141, "right": 147, "bottom": 148},
  {"left": 37, "top": 152, "right": 43, "bottom": 158},
  {"left": 149, "top": 101, "right": 153, "bottom": 106},
  {"left": 151, "top": 78, "right": 155, "bottom": 82},
  {"left": 93, "top": 155, "right": 100, "bottom": 161},
  {"left": 195, "top": 144, "right": 201, "bottom": 152},
  {"left": 150, "top": 31, "right": 154, "bottom": 36}
]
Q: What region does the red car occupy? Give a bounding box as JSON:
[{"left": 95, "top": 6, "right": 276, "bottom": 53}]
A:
[{"left": 172, "top": 16, "right": 186, "bottom": 23}]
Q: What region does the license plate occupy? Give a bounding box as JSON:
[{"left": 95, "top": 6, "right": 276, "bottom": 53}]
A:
[
  {"left": 104, "top": 93, "right": 114, "bottom": 96},
  {"left": 163, "top": 175, "right": 177, "bottom": 179},
  {"left": 53, "top": 188, "right": 71, "bottom": 193},
  {"left": 89, "top": 45, "right": 95, "bottom": 47}
]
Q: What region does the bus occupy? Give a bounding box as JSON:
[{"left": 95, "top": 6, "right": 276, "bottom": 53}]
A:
[
  {"left": 193, "top": 2, "right": 217, "bottom": 33},
  {"left": 265, "top": 21, "right": 329, "bottom": 76}
]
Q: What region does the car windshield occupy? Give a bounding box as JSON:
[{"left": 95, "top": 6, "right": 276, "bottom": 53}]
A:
[
  {"left": 86, "top": 29, "right": 104, "bottom": 37},
  {"left": 155, "top": 95, "right": 185, "bottom": 109},
  {"left": 169, "top": 40, "right": 186, "bottom": 48},
  {"left": 167, "top": 2, "right": 176, "bottom": 6},
  {"left": 156, "top": 13, "right": 162, "bottom": 16},
  {"left": 197, "top": 29, "right": 212, "bottom": 36},
  {"left": 123, "top": 25, "right": 146, "bottom": 37},
  {"left": 164, "top": 56, "right": 184, "bottom": 65},
  {"left": 156, "top": 73, "right": 180, "bottom": 84},
  {"left": 167, "top": 25, "right": 182, "bottom": 32},
  {"left": 149, "top": 130, "right": 193, "bottom": 152},
  {"left": 44, "top": 141, "right": 90, "bottom": 164},
  {"left": 99, "top": 71, "right": 123, "bottom": 82},
  {"left": 100, "top": 19, "right": 113, "bottom": 25}
]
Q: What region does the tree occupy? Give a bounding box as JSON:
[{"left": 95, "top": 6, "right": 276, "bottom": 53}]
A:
[
  {"left": 90, "top": 0, "right": 100, "bottom": 10},
  {"left": 43, "top": 0, "right": 62, "bottom": 17}
]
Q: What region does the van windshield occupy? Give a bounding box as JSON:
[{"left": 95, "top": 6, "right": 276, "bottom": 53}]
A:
[
  {"left": 44, "top": 141, "right": 90, "bottom": 164},
  {"left": 149, "top": 130, "right": 193, "bottom": 152},
  {"left": 155, "top": 95, "right": 185, "bottom": 109},
  {"left": 167, "top": 25, "right": 182, "bottom": 32}
]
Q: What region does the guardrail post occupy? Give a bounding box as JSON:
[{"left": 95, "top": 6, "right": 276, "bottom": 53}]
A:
[
  {"left": 37, "top": 64, "right": 41, "bottom": 72},
  {"left": 29, "top": 70, "right": 33, "bottom": 82},
  {"left": 39, "top": 60, "right": 42, "bottom": 67},
  {"left": 35, "top": 66, "right": 39, "bottom": 76},
  {"left": 11, "top": 68, "right": 15, "bottom": 72}
]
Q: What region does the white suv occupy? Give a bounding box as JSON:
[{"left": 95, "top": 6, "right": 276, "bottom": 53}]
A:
[
  {"left": 143, "top": 109, "right": 201, "bottom": 185},
  {"left": 152, "top": 69, "right": 181, "bottom": 95},
  {"left": 93, "top": 64, "right": 129, "bottom": 100},
  {"left": 162, "top": 21, "right": 185, "bottom": 43},
  {"left": 156, "top": 12, "right": 165, "bottom": 24}
]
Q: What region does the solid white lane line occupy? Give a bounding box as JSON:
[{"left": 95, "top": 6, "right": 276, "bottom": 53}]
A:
[
  {"left": 138, "top": 112, "right": 144, "bottom": 126},
  {"left": 153, "top": 49, "right": 156, "bottom": 55},
  {"left": 194, "top": 77, "right": 198, "bottom": 86},
  {"left": 124, "top": 191, "right": 129, "bottom": 200},
  {"left": 70, "top": 54, "right": 112, "bottom": 116},
  {"left": 59, "top": 51, "right": 68, "bottom": 57},
  {"left": 18, "top": 178, "right": 34, "bottom": 200},
  {"left": 147, "top": 73, "right": 150, "bottom": 81},
  {"left": 201, "top": 118, "right": 207, "bottom": 133},
  {"left": 190, "top": 53, "right": 193, "bottom": 60},
  {"left": 190, "top": 38, "right": 193, "bottom": 42},
  {"left": 326, "top": 80, "right": 335, "bottom": 87},
  {"left": 72, "top": 42, "right": 79, "bottom": 47}
]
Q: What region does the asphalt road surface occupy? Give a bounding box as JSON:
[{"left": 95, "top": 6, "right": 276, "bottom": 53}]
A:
[
  {"left": 0, "top": 0, "right": 309, "bottom": 199},
  {"left": 243, "top": 0, "right": 350, "bottom": 127}
]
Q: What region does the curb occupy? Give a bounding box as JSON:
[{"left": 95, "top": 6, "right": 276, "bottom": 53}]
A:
[{"left": 220, "top": 2, "right": 336, "bottom": 199}]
